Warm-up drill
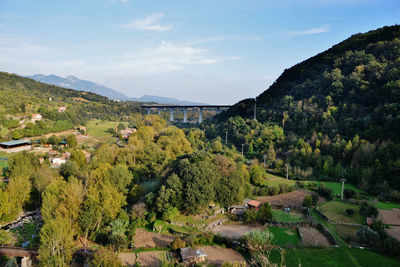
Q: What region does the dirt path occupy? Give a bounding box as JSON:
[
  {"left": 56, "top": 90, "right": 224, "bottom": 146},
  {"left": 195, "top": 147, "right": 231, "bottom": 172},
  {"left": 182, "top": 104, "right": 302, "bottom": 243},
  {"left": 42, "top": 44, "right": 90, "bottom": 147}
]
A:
[
  {"left": 119, "top": 251, "right": 168, "bottom": 267},
  {"left": 379, "top": 208, "right": 400, "bottom": 225}
]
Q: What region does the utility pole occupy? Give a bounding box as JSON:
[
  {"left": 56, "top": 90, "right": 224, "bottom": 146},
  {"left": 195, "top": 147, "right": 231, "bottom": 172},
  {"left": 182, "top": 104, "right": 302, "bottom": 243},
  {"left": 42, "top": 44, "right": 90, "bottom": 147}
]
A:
[
  {"left": 225, "top": 130, "right": 228, "bottom": 145},
  {"left": 340, "top": 178, "right": 346, "bottom": 201},
  {"left": 254, "top": 97, "right": 257, "bottom": 121},
  {"left": 263, "top": 154, "right": 267, "bottom": 168},
  {"left": 242, "top": 144, "right": 244, "bottom": 157}
]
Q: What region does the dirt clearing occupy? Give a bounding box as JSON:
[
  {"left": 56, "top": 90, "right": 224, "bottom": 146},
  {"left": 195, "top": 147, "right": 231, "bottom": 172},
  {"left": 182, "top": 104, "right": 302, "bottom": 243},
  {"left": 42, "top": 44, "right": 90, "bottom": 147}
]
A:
[
  {"left": 134, "top": 228, "right": 174, "bottom": 248},
  {"left": 119, "top": 251, "right": 168, "bottom": 267},
  {"left": 201, "top": 246, "right": 246, "bottom": 266},
  {"left": 379, "top": 208, "right": 400, "bottom": 225},
  {"left": 212, "top": 224, "right": 265, "bottom": 239},
  {"left": 256, "top": 190, "right": 310, "bottom": 208},
  {"left": 299, "top": 227, "right": 331, "bottom": 247}
]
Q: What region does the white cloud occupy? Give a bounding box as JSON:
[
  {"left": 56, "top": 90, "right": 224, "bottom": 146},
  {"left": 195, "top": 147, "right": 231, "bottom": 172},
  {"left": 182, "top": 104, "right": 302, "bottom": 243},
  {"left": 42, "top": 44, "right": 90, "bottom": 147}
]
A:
[
  {"left": 289, "top": 25, "right": 330, "bottom": 36},
  {"left": 122, "top": 13, "right": 172, "bottom": 31},
  {"left": 187, "top": 35, "right": 262, "bottom": 45}
]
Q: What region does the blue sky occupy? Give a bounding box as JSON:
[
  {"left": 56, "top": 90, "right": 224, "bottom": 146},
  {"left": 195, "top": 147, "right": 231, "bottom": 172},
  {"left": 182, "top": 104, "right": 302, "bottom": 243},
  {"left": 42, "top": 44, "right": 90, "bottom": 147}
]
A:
[{"left": 0, "top": 0, "right": 399, "bottom": 104}]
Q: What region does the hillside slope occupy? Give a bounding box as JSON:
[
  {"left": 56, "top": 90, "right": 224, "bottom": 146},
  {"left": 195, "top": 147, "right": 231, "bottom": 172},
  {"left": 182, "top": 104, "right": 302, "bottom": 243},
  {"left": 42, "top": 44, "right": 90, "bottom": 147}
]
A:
[
  {"left": 0, "top": 72, "right": 140, "bottom": 140},
  {"left": 221, "top": 25, "right": 400, "bottom": 142}
]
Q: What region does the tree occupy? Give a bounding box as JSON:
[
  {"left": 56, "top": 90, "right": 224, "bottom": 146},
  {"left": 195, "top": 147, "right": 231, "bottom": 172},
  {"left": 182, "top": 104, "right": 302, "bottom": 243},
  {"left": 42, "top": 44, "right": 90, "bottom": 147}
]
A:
[
  {"left": 90, "top": 247, "right": 123, "bottom": 267},
  {"left": 250, "top": 164, "right": 265, "bottom": 186},
  {"left": 66, "top": 134, "right": 78, "bottom": 148},
  {"left": 257, "top": 203, "right": 272, "bottom": 223},
  {"left": 303, "top": 195, "right": 313, "bottom": 208}
]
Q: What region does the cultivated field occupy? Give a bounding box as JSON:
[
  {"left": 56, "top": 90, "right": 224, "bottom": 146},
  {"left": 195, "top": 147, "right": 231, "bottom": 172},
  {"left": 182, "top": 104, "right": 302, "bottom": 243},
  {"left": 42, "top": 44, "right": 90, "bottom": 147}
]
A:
[
  {"left": 299, "top": 227, "right": 331, "bottom": 247},
  {"left": 134, "top": 228, "right": 174, "bottom": 248},
  {"left": 201, "top": 246, "right": 247, "bottom": 266},
  {"left": 119, "top": 251, "right": 169, "bottom": 267},
  {"left": 378, "top": 208, "right": 400, "bottom": 225},
  {"left": 269, "top": 226, "right": 300, "bottom": 247},
  {"left": 212, "top": 224, "right": 265, "bottom": 239},
  {"left": 272, "top": 209, "right": 304, "bottom": 223},
  {"left": 257, "top": 190, "right": 310, "bottom": 208},
  {"left": 386, "top": 226, "right": 400, "bottom": 242}
]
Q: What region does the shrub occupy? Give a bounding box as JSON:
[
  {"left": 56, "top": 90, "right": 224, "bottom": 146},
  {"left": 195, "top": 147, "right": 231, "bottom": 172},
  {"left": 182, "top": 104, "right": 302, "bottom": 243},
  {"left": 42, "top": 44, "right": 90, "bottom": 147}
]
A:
[
  {"left": 360, "top": 202, "right": 378, "bottom": 218},
  {"left": 0, "top": 230, "right": 15, "bottom": 246},
  {"left": 311, "top": 193, "right": 319, "bottom": 205},
  {"left": 344, "top": 189, "right": 356, "bottom": 199},
  {"left": 91, "top": 247, "right": 123, "bottom": 267},
  {"left": 268, "top": 187, "right": 279, "bottom": 196},
  {"left": 170, "top": 237, "right": 186, "bottom": 250},
  {"left": 257, "top": 203, "right": 273, "bottom": 223},
  {"left": 303, "top": 195, "right": 313, "bottom": 208},
  {"left": 345, "top": 209, "right": 355, "bottom": 216},
  {"left": 318, "top": 185, "right": 333, "bottom": 200}
]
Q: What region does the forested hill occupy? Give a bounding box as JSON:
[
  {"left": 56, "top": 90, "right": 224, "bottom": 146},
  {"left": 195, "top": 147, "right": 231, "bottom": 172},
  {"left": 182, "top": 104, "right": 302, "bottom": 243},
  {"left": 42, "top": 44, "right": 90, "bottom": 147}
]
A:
[
  {"left": 0, "top": 72, "right": 140, "bottom": 140},
  {"left": 220, "top": 25, "right": 400, "bottom": 142}
]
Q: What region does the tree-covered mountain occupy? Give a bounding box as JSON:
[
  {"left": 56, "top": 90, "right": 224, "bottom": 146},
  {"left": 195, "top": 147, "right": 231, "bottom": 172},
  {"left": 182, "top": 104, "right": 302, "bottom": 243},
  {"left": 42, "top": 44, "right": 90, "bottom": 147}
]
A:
[{"left": 208, "top": 25, "right": 400, "bottom": 196}]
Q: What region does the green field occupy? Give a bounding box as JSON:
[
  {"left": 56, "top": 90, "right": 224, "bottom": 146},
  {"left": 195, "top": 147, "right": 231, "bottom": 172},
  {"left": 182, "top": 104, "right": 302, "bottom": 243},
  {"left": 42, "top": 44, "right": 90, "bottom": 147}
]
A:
[
  {"left": 264, "top": 173, "right": 296, "bottom": 187},
  {"left": 270, "top": 247, "right": 400, "bottom": 267},
  {"left": 373, "top": 201, "right": 400, "bottom": 210},
  {"left": 272, "top": 209, "right": 304, "bottom": 223},
  {"left": 309, "top": 181, "right": 364, "bottom": 196},
  {"left": 269, "top": 226, "right": 300, "bottom": 247},
  {"left": 319, "top": 201, "right": 364, "bottom": 224},
  {"left": 86, "top": 120, "right": 128, "bottom": 143}
]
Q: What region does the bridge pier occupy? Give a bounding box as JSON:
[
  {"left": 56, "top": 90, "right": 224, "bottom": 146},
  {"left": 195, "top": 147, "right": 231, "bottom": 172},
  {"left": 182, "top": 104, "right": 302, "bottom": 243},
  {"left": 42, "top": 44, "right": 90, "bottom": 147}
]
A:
[
  {"left": 198, "top": 108, "right": 203, "bottom": 124},
  {"left": 158, "top": 109, "right": 161, "bottom": 115},
  {"left": 147, "top": 109, "right": 151, "bottom": 115},
  {"left": 183, "top": 109, "right": 188, "bottom": 123},
  {"left": 21, "top": 257, "right": 32, "bottom": 267},
  {"left": 169, "top": 109, "right": 174, "bottom": 122}
]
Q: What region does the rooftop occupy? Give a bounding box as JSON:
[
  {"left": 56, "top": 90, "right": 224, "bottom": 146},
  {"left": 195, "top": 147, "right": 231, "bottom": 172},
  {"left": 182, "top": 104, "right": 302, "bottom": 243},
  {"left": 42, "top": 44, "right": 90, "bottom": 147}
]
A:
[{"left": 0, "top": 140, "right": 31, "bottom": 147}]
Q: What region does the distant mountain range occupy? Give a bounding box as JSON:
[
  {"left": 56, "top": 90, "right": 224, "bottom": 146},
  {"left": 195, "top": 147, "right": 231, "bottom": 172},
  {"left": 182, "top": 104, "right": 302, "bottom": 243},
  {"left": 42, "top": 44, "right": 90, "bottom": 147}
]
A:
[{"left": 28, "top": 74, "right": 207, "bottom": 105}]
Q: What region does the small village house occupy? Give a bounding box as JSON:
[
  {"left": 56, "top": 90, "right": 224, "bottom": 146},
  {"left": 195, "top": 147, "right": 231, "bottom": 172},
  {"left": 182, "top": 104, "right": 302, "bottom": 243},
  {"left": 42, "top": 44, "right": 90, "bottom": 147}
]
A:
[
  {"left": 50, "top": 157, "right": 66, "bottom": 168},
  {"left": 247, "top": 200, "right": 261, "bottom": 210},
  {"left": 120, "top": 128, "right": 136, "bottom": 139},
  {"left": 180, "top": 247, "right": 207, "bottom": 265},
  {"left": 31, "top": 113, "right": 42, "bottom": 122},
  {"left": 58, "top": 106, "right": 67, "bottom": 113}
]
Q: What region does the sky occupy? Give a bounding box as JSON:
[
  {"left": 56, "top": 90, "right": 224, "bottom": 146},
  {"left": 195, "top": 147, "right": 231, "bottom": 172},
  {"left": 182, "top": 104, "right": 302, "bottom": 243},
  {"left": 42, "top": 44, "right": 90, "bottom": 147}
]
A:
[{"left": 0, "top": 0, "right": 399, "bottom": 104}]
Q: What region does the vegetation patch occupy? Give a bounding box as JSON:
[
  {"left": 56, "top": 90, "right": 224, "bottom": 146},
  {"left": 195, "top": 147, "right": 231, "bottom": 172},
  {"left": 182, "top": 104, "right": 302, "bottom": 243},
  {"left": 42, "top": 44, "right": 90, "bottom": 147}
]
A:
[
  {"left": 272, "top": 209, "right": 304, "bottom": 223},
  {"left": 268, "top": 226, "right": 300, "bottom": 247},
  {"left": 319, "top": 201, "right": 364, "bottom": 224},
  {"left": 374, "top": 201, "right": 400, "bottom": 210}
]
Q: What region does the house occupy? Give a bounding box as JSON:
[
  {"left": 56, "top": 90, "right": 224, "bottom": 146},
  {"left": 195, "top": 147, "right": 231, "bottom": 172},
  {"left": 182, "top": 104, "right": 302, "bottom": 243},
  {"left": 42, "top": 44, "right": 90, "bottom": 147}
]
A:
[
  {"left": 229, "top": 205, "right": 247, "bottom": 215},
  {"left": 180, "top": 247, "right": 207, "bottom": 265},
  {"left": 120, "top": 128, "right": 136, "bottom": 139},
  {"left": 58, "top": 106, "right": 67, "bottom": 113},
  {"left": 51, "top": 157, "right": 66, "bottom": 168},
  {"left": 0, "top": 140, "right": 32, "bottom": 153},
  {"left": 247, "top": 200, "right": 262, "bottom": 210},
  {"left": 31, "top": 114, "right": 42, "bottom": 122},
  {"left": 77, "top": 126, "right": 87, "bottom": 135}
]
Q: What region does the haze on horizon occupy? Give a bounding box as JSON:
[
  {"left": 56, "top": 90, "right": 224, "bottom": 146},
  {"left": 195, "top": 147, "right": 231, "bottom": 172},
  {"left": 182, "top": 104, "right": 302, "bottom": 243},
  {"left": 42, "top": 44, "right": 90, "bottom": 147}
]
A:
[{"left": 0, "top": 0, "right": 399, "bottom": 104}]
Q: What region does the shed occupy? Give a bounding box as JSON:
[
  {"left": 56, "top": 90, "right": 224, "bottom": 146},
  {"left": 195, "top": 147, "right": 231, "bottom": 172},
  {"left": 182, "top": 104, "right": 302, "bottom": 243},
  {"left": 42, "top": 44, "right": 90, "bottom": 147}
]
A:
[{"left": 0, "top": 140, "right": 32, "bottom": 153}]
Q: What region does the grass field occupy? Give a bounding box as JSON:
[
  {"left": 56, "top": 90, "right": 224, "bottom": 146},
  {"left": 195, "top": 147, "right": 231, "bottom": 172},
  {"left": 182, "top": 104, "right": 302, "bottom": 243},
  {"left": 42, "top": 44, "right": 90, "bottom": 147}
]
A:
[
  {"left": 270, "top": 247, "right": 400, "bottom": 267},
  {"left": 272, "top": 209, "right": 304, "bottom": 223},
  {"left": 309, "top": 181, "right": 364, "bottom": 196},
  {"left": 319, "top": 201, "right": 364, "bottom": 224},
  {"left": 86, "top": 120, "right": 128, "bottom": 142},
  {"left": 264, "top": 173, "right": 296, "bottom": 187},
  {"left": 269, "top": 226, "right": 300, "bottom": 247},
  {"left": 334, "top": 224, "right": 360, "bottom": 241},
  {"left": 373, "top": 201, "right": 400, "bottom": 210}
]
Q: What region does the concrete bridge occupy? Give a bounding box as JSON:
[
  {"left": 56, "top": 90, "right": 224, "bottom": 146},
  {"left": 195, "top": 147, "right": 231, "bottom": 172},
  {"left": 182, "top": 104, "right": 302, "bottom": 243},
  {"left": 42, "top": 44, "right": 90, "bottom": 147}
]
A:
[{"left": 141, "top": 105, "right": 231, "bottom": 123}]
